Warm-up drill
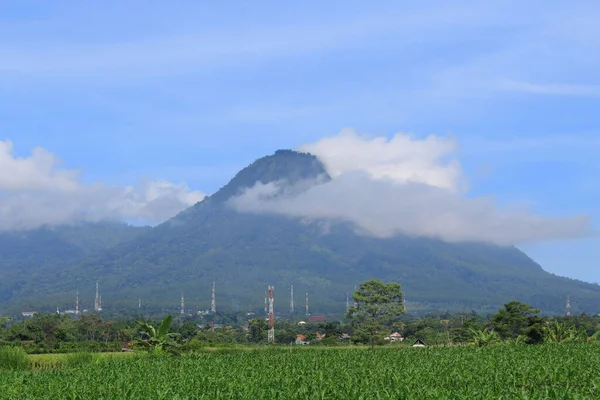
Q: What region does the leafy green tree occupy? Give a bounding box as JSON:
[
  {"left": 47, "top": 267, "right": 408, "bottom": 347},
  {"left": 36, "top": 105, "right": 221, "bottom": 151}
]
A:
[
  {"left": 346, "top": 279, "right": 405, "bottom": 348},
  {"left": 522, "top": 316, "right": 546, "bottom": 344},
  {"left": 247, "top": 318, "right": 267, "bottom": 343},
  {"left": 491, "top": 301, "right": 540, "bottom": 340},
  {"left": 177, "top": 321, "right": 198, "bottom": 340},
  {"left": 275, "top": 328, "right": 297, "bottom": 344}
]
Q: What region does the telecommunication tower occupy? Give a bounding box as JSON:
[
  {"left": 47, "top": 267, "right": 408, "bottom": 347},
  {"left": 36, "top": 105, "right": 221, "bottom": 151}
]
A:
[
  {"left": 181, "top": 292, "right": 185, "bottom": 315},
  {"left": 94, "top": 281, "right": 102, "bottom": 312},
  {"left": 290, "top": 285, "right": 294, "bottom": 314},
  {"left": 211, "top": 281, "right": 216, "bottom": 313},
  {"left": 305, "top": 292, "right": 309, "bottom": 316},
  {"left": 566, "top": 295, "right": 571, "bottom": 317},
  {"left": 75, "top": 291, "right": 79, "bottom": 315},
  {"left": 267, "top": 285, "right": 275, "bottom": 343}
]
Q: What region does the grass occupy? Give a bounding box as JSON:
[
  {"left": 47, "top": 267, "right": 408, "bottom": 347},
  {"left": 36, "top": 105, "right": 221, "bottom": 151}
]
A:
[
  {"left": 28, "top": 351, "right": 133, "bottom": 370},
  {"left": 0, "top": 346, "right": 28, "bottom": 370},
  {"left": 0, "top": 344, "right": 599, "bottom": 398}
]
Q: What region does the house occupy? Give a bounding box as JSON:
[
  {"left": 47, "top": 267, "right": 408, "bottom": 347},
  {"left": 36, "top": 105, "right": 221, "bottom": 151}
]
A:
[
  {"left": 339, "top": 333, "right": 351, "bottom": 340},
  {"left": 315, "top": 332, "right": 326, "bottom": 340},
  {"left": 385, "top": 332, "right": 404, "bottom": 342},
  {"left": 296, "top": 334, "right": 309, "bottom": 345},
  {"left": 412, "top": 339, "right": 426, "bottom": 347},
  {"left": 309, "top": 315, "right": 327, "bottom": 323},
  {"left": 21, "top": 311, "right": 37, "bottom": 317}
]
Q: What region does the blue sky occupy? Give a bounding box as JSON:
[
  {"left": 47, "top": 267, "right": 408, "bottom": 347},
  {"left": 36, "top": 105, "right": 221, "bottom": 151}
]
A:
[{"left": 1, "top": 1, "right": 599, "bottom": 282}]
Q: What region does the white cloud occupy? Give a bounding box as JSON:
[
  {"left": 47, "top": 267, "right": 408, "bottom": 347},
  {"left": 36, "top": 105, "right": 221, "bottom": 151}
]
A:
[
  {"left": 0, "top": 141, "right": 205, "bottom": 230},
  {"left": 299, "top": 129, "right": 463, "bottom": 191},
  {"left": 230, "top": 130, "right": 591, "bottom": 245}
]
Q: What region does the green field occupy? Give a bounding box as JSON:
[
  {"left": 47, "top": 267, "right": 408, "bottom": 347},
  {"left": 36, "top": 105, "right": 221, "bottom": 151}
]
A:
[{"left": 1, "top": 345, "right": 598, "bottom": 399}]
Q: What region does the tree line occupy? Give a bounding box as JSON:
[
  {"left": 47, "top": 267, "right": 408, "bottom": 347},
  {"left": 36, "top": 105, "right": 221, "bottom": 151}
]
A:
[{"left": 1, "top": 279, "right": 600, "bottom": 353}]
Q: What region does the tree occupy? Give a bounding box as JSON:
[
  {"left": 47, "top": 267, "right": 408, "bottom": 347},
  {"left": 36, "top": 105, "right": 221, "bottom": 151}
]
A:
[
  {"left": 0, "top": 316, "right": 10, "bottom": 332},
  {"left": 247, "top": 318, "right": 267, "bottom": 343},
  {"left": 345, "top": 279, "right": 405, "bottom": 349},
  {"left": 491, "top": 301, "right": 540, "bottom": 340}
]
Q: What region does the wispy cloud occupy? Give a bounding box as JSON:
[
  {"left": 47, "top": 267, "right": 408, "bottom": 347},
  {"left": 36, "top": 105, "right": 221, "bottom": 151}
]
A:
[
  {"left": 230, "top": 130, "right": 591, "bottom": 245},
  {"left": 0, "top": 2, "right": 546, "bottom": 83},
  {"left": 0, "top": 141, "right": 205, "bottom": 230}
]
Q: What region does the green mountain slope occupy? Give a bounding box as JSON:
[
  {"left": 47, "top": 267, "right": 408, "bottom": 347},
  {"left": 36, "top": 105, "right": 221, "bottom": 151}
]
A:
[
  {"left": 0, "top": 222, "right": 150, "bottom": 304},
  {"left": 1, "top": 150, "right": 599, "bottom": 315}
]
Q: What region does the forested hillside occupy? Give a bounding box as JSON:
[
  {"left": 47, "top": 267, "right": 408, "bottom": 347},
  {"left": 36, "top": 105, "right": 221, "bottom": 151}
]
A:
[{"left": 1, "top": 150, "right": 599, "bottom": 315}]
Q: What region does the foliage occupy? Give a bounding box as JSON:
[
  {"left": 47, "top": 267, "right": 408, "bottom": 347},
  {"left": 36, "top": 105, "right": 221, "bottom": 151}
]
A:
[
  {"left": 469, "top": 328, "right": 501, "bottom": 347},
  {"left": 135, "top": 315, "right": 180, "bottom": 353},
  {"left": 2, "top": 345, "right": 600, "bottom": 398},
  {"left": 247, "top": 318, "right": 267, "bottom": 343},
  {"left": 491, "top": 301, "right": 540, "bottom": 339},
  {"left": 346, "top": 279, "right": 404, "bottom": 345},
  {"left": 0, "top": 346, "right": 29, "bottom": 371}
]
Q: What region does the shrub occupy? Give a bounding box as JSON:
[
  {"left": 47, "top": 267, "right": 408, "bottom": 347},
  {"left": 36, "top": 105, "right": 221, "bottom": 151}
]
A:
[{"left": 0, "top": 346, "right": 29, "bottom": 371}]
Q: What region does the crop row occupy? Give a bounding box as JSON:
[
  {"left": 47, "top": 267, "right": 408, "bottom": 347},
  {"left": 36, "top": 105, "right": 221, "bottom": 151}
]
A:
[{"left": 1, "top": 345, "right": 599, "bottom": 399}]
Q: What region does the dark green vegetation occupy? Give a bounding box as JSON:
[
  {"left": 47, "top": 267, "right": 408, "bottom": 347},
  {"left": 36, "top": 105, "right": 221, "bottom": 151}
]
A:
[
  {"left": 1, "top": 149, "right": 600, "bottom": 315},
  {"left": 0, "top": 222, "right": 149, "bottom": 306},
  {"left": 1, "top": 346, "right": 599, "bottom": 399},
  {"left": 347, "top": 279, "right": 405, "bottom": 347},
  {"left": 2, "top": 300, "right": 600, "bottom": 353}
]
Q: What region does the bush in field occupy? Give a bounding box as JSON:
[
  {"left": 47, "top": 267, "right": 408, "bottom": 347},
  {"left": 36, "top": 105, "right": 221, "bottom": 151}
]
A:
[{"left": 0, "top": 346, "right": 29, "bottom": 370}]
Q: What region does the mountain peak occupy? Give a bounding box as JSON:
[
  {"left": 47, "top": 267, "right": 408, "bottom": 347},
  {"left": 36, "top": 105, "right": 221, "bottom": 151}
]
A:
[{"left": 208, "top": 149, "right": 330, "bottom": 203}]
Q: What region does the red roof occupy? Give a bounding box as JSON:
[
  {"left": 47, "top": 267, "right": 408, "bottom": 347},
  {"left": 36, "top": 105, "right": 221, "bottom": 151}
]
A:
[
  {"left": 296, "top": 334, "right": 307, "bottom": 340},
  {"left": 309, "top": 315, "right": 327, "bottom": 322}
]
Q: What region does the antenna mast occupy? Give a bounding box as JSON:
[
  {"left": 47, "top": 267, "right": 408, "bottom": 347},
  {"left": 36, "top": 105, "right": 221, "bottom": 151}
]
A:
[
  {"left": 181, "top": 292, "right": 185, "bottom": 315},
  {"left": 211, "top": 281, "right": 216, "bottom": 313},
  {"left": 75, "top": 291, "right": 79, "bottom": 315},
  {"left": 290, "top": 285, "right": 294, "bottom": 314},
  {"left": 94, "top": 281, "right": 102, "bottom": 312},
  {"left": 268, "top": 285, "right": 275, "bottom": 343},
  {"left": 305, "top": 292, "right": 309, "bottom": 316},
  {"left": 566, "top": 295, "right": 571, "bottom": 317}
]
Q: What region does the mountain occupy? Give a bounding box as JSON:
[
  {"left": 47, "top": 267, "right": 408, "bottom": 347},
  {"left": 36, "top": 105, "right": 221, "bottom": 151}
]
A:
[
  {"left": 0, "top": 222, "right": 150, "bottom": 304},
  {"left": 1, "top": 150, "right": 599, "bottom": 316}
]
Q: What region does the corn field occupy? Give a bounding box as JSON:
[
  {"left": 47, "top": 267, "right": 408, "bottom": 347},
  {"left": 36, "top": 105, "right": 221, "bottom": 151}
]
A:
[{"left": 1, "top": 345, "right": 599, "bottom": 399}]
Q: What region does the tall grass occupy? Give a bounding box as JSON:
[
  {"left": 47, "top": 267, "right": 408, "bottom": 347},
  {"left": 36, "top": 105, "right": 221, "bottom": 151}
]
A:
[
  {"left": 64, "top": 351, "right": 100, "bottom": 368},
  {"left": 0, "top": 346, "right": 29, "bottom": 370}
]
